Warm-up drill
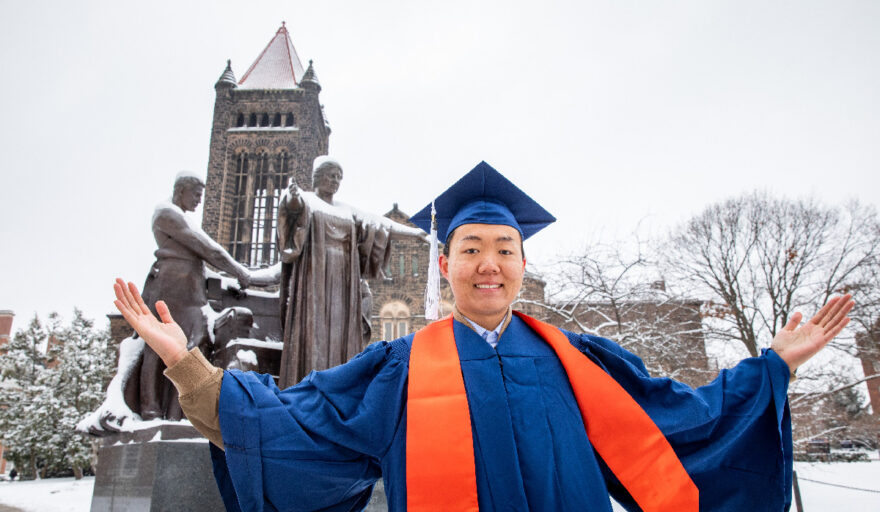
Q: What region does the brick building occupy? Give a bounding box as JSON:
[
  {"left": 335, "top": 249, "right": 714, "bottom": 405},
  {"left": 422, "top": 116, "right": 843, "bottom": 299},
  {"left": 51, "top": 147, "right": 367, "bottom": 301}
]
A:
[{"left": 0, "top": 310, "right": 13, "bottom": 474}]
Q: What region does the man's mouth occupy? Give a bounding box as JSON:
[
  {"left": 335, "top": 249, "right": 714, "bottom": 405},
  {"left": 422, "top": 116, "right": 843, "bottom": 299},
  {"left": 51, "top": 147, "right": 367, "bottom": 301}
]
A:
[{"left": 475, "top": 284, "right": 502, "bottom": 289}]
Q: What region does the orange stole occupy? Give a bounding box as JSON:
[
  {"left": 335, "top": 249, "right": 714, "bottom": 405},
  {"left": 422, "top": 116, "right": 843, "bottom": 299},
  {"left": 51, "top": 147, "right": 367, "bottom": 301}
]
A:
[{"left": 406, "top": 312, "right": 699, "bottom": 511}]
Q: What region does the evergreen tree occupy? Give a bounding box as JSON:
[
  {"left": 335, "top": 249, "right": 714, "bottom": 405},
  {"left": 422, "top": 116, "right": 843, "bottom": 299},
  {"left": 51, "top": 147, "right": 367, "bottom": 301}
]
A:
[
  {"left": 0, "top": 315, "right": 52, "bottom": 479},
  {"left": 0, "top": 310, "right": 116, "bottom": 479},
  {"left": 49, "top": 309, "right": 115, "bottom": 478}
]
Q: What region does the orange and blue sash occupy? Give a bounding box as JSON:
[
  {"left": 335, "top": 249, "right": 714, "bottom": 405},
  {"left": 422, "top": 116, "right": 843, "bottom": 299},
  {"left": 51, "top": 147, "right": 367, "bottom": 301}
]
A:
[{"left": 406, "top": 312, "right": 699, "bottom": 511}]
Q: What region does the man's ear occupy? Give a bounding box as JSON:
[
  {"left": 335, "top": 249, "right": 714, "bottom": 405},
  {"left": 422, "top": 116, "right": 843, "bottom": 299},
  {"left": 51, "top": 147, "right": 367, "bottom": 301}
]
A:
[
  {"left": 522, "top": 257, "right": 526, "bottom": 272},
  {"left": 439, "top": 253, "right": 450, "bottom": 280}
]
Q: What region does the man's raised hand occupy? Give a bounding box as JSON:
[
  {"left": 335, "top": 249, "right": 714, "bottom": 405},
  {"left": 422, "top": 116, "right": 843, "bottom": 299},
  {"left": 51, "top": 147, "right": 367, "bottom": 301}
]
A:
[
  {"left": 113, "top": 278, "right": 188, "bottom": 367},
  {"left": 771, "top": 294, "right": 854, "bottom": 374}
]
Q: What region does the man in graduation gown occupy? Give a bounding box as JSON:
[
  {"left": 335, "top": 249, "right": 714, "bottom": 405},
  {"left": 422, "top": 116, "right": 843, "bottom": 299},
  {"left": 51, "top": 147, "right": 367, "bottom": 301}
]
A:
[{"left": 113, "top": 162, "right": 854, "bottom": 512}]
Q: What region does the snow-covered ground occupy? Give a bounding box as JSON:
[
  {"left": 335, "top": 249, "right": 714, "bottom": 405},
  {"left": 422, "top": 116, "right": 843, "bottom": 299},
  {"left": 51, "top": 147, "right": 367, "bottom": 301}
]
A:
[
  {"left": 0, "top": 461, "right": 877, "bottom": 511},
  {"left": 794, "top": 459, "right": 880, "bottom": 510},
  {"left": 0, "top": 476, "right": 95, "bottom": 512}
]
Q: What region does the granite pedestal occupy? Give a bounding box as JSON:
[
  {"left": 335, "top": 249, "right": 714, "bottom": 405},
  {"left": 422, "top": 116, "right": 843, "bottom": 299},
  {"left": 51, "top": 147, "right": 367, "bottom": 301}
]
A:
[
  {"left": 90, "top": 426, "right": 390, "bottom": 511},
  {"left": 90, "top": 433, "right": 223, "bottom": 511}
]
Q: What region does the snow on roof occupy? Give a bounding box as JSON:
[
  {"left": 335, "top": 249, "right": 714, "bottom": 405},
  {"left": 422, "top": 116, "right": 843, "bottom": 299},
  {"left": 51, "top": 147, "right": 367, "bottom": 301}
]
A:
[{"left": 238, "top": 22, "right": 305, "bottom": 90}]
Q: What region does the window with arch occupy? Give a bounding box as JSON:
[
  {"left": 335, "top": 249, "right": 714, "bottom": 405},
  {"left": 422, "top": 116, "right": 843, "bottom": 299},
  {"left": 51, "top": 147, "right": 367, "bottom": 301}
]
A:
[
  {"left": 285, "top": 112, "right": 295, "bottom": 127},
  {"left": 229, "top": 149, "right": 291, "bottom": 267},
  {"left": 230, "top": 151, "right": 251, "bottom": 263},
  {"left": 248, "top": 113, "right": 257, "bottom": 127},
  {"left": 379, "top": 301, "right": 411, "bottom": 340},
  {"left": 234, "top": 113, "right": 245, "bottom": 127}
]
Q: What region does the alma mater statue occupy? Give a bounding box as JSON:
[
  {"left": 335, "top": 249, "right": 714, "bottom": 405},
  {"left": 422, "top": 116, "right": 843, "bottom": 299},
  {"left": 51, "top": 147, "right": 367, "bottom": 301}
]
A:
[{"left": 276, "top": 156, "right": 425, "bottom": 387}]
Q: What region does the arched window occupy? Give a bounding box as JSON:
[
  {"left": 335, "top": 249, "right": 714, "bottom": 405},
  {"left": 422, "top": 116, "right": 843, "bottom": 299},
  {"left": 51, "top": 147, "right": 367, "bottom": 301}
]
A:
[
  {"left": 228, "top": 148, "right": 293, "bottom": 267},
  {"left": 247, "top": 150, "right": 289, "bottom": 267},
  {"left": 230, "top": 151, "right": 250, "bottom": 262},
  {"left": 247, "top": 151, "right": 270, "bottom": 266},
  {"left": 260, "top": 113, "right": 270, "bottom": 127},
  {"left": 248, "top": 113, "right": 257, "bottom": 127},
  {"left": 285, "top": 113, "right": 295, "bottom": 127},
  {"left": 272, "top": 113, "right": 282, "bottom": 127},
  {"left": 379, "top": 301, "right": 411, "bottom": 340},
  {"left": 235, "top": 113, "right": 245, "bottom": 127}
]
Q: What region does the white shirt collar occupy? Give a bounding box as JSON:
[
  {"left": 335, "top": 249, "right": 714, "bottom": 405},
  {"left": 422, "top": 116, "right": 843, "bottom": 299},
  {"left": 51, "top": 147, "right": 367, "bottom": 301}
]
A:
[{"left": 462, "top": 315, "right": 506, "bottom": 349}]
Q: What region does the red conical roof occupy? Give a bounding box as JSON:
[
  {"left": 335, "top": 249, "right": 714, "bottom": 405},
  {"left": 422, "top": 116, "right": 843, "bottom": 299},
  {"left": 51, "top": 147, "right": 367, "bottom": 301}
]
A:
[{"left": 239, "top": 22, "right": 305, "bottom": 89}]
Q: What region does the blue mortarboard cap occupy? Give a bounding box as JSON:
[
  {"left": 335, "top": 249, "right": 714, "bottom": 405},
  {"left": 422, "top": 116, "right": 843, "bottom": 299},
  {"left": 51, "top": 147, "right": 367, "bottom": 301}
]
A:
[{"left": 411, "top": 161, "right": 556, "bottom": 242}]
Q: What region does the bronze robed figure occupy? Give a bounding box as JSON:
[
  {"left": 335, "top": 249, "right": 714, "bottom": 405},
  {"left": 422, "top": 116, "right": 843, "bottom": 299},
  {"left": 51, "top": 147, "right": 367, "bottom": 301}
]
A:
[{"left": 276, "top": 157, "right": 425, "bottom": 387}]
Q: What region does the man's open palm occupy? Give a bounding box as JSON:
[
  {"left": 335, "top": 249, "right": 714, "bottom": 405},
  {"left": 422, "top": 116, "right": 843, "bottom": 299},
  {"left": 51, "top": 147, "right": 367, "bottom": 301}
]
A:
[
  {"left": 771, "top": 294, "right": 854, "bottom": 373},
  {"left": 113, "top": 278, "right": 188, "bottom": 367}
]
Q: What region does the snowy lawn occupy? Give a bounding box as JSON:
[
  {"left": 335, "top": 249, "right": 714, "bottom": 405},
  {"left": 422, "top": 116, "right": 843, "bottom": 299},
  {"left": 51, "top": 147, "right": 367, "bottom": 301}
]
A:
[
  {"left": 795, "top": 459, "right": 880, "bottom": 510},
  {"left": 0, "top": 461, "right": 877, "bottom": 511},
  {"left": 0, "top": 476, "right": 95, "bottom": 512}
]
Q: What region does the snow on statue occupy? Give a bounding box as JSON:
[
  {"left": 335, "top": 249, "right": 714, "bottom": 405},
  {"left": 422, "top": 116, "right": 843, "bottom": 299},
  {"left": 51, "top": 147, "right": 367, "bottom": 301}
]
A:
[
  {"left": 275, "top": 156, "right": 426, "bottom": 387},
  {"left": 80, "top": 172, "right": 253, "bottom": 433}
]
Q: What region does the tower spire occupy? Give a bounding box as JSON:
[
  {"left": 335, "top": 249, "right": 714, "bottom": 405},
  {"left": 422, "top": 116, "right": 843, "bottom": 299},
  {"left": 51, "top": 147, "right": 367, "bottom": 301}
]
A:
[
  {"left": 215, "top": 59, "right": 237, "bottom": 89},
  {"left": 238, "top": 22, "right": 305, "bottom": 89},
  {"left": 300, "top": 59, "right": 321, "bottom": 92}
]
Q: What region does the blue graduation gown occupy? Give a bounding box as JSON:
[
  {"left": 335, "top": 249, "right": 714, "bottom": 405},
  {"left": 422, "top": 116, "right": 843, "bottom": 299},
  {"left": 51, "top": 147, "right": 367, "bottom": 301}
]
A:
[{"left": 211, "top": 316, "right": 793, "bottom": 511}]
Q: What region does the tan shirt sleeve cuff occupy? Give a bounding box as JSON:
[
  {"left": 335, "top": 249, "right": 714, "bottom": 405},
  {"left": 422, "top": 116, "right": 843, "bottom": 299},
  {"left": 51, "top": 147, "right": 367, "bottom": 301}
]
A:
[{"left": 164, "top": 348, "right": 224, "bottom": 449}]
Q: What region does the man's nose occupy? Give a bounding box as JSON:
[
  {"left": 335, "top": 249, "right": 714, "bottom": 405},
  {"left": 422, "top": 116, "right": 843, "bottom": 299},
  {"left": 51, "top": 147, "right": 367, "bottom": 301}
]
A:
[{"left": 477, "top": 255, "right": 500, "bottom": 273}]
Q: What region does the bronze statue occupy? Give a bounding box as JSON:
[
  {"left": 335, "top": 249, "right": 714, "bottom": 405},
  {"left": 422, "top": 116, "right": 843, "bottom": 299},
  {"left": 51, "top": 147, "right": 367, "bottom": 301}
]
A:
[
  {"left": 277, "top": 157, "right": 425, "bottom": 387},
  {"left": 131, "top": 172, "right": 251, "bottom": 420}
]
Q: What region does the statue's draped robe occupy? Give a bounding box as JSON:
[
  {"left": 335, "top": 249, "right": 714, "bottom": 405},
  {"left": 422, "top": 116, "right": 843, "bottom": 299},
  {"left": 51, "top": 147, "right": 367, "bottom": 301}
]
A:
[{"left": 278, "top": 190, "right": 393, "bottom": 388}]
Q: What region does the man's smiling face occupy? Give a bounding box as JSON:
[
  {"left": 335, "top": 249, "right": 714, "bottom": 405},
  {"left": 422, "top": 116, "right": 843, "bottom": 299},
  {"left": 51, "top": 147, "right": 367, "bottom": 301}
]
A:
[{"left": 439, "top": 223, "right": 526, "bottom": 329}]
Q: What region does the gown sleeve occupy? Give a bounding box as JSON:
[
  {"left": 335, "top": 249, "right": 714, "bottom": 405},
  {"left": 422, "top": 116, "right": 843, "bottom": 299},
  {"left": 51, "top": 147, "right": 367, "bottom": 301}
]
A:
[
  {"left": 211, "top": 340, "right": 409, "bottom": 512},
  {"left": 569, "top": 333, "right": 793, "bottom": 512}
]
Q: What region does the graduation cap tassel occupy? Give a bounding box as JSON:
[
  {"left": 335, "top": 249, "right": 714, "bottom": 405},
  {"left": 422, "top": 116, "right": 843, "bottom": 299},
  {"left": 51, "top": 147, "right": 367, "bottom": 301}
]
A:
[{"left": 424, "top": 201, "right": 441, "bottom": 321}]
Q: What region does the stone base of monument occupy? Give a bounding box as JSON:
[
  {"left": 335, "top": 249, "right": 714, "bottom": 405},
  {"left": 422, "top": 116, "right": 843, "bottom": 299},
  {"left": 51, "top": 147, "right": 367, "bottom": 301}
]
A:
[
  {"left": 90, "top": 424, "right": 390, "bottom": 511},
  {"left": 90, "top": 427, "right": 223, "bottom": 512}
]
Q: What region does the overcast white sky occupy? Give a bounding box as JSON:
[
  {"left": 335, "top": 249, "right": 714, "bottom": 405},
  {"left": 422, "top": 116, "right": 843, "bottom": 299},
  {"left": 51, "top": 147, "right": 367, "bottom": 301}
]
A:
[{"left": 1, "top": 0, "right": 878, "bottom": 333}]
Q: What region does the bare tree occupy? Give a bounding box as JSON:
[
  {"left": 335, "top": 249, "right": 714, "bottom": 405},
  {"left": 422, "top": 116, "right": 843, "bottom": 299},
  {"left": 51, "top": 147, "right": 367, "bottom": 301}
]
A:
[
  {"left": 665, "top": 194, "right": 880, "bottom": 358},
  {"left": 519, "top": 237, "right": 712, "bottom": 386},
  {"left": 664, "top": 194, "right": 880, "bottom": 446}
]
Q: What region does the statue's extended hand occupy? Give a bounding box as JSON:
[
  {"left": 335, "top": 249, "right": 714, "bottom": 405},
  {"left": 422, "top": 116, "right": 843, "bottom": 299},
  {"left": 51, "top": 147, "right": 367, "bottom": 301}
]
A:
[
  {"left": 113, "top": 278, "right": 188, "bottom": 367},
  {"left": 770, "top": 294, "right": 854, "bottom": 374}
]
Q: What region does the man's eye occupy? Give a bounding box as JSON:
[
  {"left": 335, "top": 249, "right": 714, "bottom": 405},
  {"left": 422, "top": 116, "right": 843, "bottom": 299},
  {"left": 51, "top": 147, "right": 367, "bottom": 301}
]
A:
[
  {"left": 499, "top": 250, "right": 513, "bottom": 255},
  {"left": 463, "top": 248, "right": 479, "bottom": 254}
]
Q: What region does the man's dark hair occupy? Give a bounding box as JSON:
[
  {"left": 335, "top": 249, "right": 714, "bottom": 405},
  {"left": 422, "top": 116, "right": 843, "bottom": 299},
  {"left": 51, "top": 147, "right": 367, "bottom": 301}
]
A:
[{"left": 442, "top": 227, "right": 525, "bottom": 259}]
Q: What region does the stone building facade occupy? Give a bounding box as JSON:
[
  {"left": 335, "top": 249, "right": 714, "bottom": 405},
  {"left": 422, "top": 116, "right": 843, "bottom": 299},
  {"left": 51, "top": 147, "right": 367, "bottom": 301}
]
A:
[{"left": 201, "top": 23, "right": 330, "bottom": 268}]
